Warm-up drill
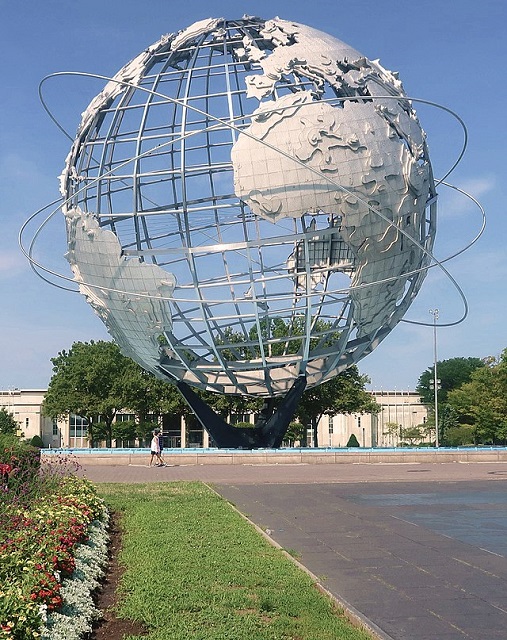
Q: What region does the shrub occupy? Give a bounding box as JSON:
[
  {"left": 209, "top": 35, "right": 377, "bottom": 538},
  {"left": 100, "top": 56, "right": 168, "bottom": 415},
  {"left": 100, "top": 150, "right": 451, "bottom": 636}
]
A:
[
  {"left": 0, "top": 435, "right": 41, "bottom": 493},
  {"left": 233, "top": 421, "right": 255, "bottom": 429},
  {"left": 0, "top": 407, "right": 18, "bottom": 435},
  {"left": 346, "top": 433, "right": 360, "bottom": 447},
  {"left": 445, "top": 425, "right": 475, "bottom": 446},
  {"left": 30, "top": 435, "right": 45, "bottom": 449}
]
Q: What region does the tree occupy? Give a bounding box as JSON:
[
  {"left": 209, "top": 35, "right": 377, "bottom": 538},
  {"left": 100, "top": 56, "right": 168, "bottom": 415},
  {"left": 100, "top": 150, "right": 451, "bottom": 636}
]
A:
[
  {"left": 447, "top": 350, "right": 507, "bottom": 445},
  {"left": 284, "top": 421, "right": 306, "bottom": 447},
  {"left": 42, "top": 341, "right": 135, "bottom": 446},
  {"left": 416, "top": 357, "right": 485, "bottom": 405},
  {"left": 422, "top": 404, "right": 459, "bottom": 446},
  {"left": 195, "top": 317, "right": 346, "bottom": 444},
  {"left": 382, "top": 421, "right": 401, "bottom": 446},
  {"left": 445, "top": 425, "right": 475, "bottom": 446},
  {"left": 112, "top": 420, "right": 137, "bottom": 446},
  {"left": 248, "top": 316, "right": 341, "bottom": 359},
  {"left": 119, "top": 359, "right": 188, "bottom": 426},
  {"left": 214, "top": 326, "right": 255, "bottom": 361},
  {"left": 30, "top": 435, "right": 44, "bottom": 448},
  {"left": 0, "top": 407, "right": 19, "bottom": 435},
  {"left": 400, "top": 426, "right": 423, "bottom": 446},
  {"left": 295, "top": 366, "right": 379, "bottom": 447},
  {"left": 416, "top": 357, "right": 485, "bottom": 444},
  {"left": 201, "top": 390, "right": 263, "bottom": 423}
]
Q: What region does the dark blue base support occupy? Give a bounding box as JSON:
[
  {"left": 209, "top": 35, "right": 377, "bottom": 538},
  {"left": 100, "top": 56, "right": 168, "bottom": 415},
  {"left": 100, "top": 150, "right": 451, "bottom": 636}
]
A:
[{"left": 175, "top": 376, "right": 307, "bottom": 449}]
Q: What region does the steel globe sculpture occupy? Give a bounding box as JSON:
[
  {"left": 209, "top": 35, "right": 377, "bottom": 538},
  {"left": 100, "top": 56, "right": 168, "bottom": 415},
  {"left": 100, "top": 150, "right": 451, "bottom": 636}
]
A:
[{"left": 59, "top": 16, "right": 437, "bottom": 447}]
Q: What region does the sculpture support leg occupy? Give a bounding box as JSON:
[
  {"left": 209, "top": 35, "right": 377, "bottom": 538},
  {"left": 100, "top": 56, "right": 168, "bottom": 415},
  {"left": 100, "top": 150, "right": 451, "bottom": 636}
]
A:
[
  {"left": 258, "top": 375, "right": 307, "bottom": 448},
  {"left": 175, "top": 376, "right": 307, "bottom": 449}
]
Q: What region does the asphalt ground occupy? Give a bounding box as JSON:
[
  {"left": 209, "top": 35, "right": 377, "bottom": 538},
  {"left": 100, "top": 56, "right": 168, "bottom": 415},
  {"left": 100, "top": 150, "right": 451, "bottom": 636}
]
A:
[{"left": 80, "top": 461, "right": 507, "bottom": 640}]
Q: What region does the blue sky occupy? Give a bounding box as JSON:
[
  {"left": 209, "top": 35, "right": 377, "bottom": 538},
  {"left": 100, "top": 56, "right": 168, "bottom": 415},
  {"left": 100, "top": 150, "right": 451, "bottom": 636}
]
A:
[{"left": 1, "top": 0, "right": 505, "bottom": 392}]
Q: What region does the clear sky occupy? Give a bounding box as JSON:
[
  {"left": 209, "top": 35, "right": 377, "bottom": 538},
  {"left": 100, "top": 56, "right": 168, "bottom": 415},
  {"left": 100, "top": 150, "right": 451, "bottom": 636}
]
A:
[{"left": 1, "top": 0, "right": 505, "bottom": 392}]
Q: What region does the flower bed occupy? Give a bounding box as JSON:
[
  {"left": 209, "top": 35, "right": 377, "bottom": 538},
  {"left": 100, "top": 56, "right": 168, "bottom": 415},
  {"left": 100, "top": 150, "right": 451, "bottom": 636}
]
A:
[
  {"left": 0, "top": 441, "right": 109, "bottom": 640},
  {"left": 40, "top": 515, "right": 109, "bottom": 640}
]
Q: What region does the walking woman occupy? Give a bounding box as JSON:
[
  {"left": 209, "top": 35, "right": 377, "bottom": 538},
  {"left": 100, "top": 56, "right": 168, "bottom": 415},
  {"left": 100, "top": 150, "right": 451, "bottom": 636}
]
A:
[{"left": 149, "top": 429, "right": 163, "bottom": 467}]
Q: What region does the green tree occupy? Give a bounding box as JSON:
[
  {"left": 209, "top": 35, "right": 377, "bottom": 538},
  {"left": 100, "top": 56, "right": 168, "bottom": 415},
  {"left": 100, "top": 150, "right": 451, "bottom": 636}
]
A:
[
  {"left": 0, "top": 407, "right": 19, "bottom": 435},
  {"left": 382, "top": 421, "right": 401, "bottom": 446},
  {"left": 112, "top": 419, "right": 137, "bottom": 446},
  {"left": 249, "top": 316, "right": 300, "bottom": 358},
  {"left": 136, "top": 420, "right": 160, "bottom": 446},
  {"left": 214, "top": 326, "right": 255, "bottom": 361},
  {"left": 248, "top": 316, "right": 341, "bottom": 359},
  {"left": 422, "top": 404, "right": 459, "bottom": 446},
  {"left": 416, "top": 357, "right": 485, "bottom": 405},
  {"left": 284, "top": 421, "right": 306, "bottom": 447},
  {"left": 400, "top": 425, "right": 423, "bottom": 446},
  {"left": 30, "top": 435, "right": 44, "bottom": 448},
  {"left": 445, "top": 425, "right": 475, "bottom": 446},
  {"left": 416, "top": 357, "right": 485, "bottom": 444},
  {"left": 208, "top": 316, "right": 345, "bottom": 443},
  {"left": 119, "top": 359, "right": 188, "bottom": 426},
  {"left": 200, "top": 389, "right": 263, "bottom": 423},
  {"left": 447, "top": 351, "right": 507, "bottom": 445},
  {"left": 295, "top": 366, "right": 379, "bottom": 447},
  {"left": 42, "top": 340, "right": 135, "bottom": 446}
]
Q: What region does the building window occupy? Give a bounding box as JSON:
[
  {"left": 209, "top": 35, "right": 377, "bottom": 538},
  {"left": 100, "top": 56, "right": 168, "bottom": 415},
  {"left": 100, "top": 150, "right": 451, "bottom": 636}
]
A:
[
  {"left": 230, "top": 414, "right": 251, "bottom": 425},
  {"left": 328, "top": 416, "right": 333, "bottom": 434},
  {"left": 69, "top": 415, "right": 88, "bottom": 438},
  {"left": 115, "top": 413, "right": 136, "bottom": 423},
  {"left": 357, "top": 416, "right": 361, "bottom": 428},
  {"left": 52, "top": 419, "right": 58, "bottom": 436},
  {"left": 25, "top": 417, "right": 29, "bottom": 429}
]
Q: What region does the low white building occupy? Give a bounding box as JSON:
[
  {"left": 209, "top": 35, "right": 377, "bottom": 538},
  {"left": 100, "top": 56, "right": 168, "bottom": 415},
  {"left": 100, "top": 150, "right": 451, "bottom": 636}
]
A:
[
  {"left": 1, "top": 388, "right": 427, "bottom": 449},
  {"left": 316, "top": 390, "right": 428, "bottom": 448},
  {"left": 0, "top": 389, "right": 64, "bottom": 448}
]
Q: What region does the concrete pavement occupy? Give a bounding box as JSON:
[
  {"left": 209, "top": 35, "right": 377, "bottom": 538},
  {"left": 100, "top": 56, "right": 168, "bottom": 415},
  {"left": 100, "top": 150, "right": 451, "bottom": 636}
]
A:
[{"left": 77, "top": 458, "right": 507, "bottom": 484}]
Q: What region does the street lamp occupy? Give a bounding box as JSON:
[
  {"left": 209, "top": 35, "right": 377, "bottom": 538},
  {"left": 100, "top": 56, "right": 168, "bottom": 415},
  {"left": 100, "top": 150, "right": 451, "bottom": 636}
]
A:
[{"left": 429, "top": 309, "right": 440, "bottom": 447}]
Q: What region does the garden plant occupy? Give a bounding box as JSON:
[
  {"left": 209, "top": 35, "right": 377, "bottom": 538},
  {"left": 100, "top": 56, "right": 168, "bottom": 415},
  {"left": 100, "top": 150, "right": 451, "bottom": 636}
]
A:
[{"left": 0, "top": 435, "right": 109, "bottom": 640}]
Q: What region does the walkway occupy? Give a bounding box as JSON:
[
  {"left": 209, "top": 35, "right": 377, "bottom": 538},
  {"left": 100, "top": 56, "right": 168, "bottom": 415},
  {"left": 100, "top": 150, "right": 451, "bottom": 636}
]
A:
[{"left": 80, "top": 460, "right": 507, "bottom": 640}]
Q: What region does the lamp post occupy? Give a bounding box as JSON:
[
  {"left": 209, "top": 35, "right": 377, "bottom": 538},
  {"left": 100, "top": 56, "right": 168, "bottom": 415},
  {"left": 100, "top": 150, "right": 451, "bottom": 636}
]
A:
[{"left": 429, "top": 309, "right": 440, "bottom": 448}]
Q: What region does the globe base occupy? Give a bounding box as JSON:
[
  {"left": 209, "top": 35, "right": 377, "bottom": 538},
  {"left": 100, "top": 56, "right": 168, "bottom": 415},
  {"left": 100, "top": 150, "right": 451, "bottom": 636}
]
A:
[{"left": 176, "top": 376, "right": 307, "bottom": 449}]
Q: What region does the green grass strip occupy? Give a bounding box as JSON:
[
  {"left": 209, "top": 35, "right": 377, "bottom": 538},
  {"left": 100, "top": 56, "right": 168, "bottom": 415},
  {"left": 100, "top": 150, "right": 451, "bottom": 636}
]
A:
[{"left": 99, "top": 482, "right": 373, "bottom": 640}]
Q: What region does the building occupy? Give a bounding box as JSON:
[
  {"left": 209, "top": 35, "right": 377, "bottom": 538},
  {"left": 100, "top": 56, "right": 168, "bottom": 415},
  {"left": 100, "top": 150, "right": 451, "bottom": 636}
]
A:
[
  {"left": 319, "top": 390, "right": 428, "bottom": 448},
  {"left": 0, "top": 389, "right": 63, "bottom": 448},
  {"left": 0, "top": 388, "right": 428, "bottom": 449}
]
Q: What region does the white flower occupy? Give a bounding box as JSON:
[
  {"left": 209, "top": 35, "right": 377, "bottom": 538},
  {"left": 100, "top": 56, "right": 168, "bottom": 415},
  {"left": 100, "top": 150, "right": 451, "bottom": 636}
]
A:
[{"left": 40, "top": 513, "right": 110, "bottom": 640}]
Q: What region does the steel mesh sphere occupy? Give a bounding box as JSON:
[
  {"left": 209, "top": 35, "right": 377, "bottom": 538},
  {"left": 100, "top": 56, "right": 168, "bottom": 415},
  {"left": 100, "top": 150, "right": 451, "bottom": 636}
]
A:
[{"left": 61, "top": 16, "right": 436, "bottom": 396}]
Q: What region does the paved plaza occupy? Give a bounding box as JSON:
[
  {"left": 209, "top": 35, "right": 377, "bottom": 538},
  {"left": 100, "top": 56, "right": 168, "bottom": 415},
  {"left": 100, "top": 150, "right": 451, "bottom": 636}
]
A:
[{"left": 81, "top": 460, "right": 507, "bottom": 640}]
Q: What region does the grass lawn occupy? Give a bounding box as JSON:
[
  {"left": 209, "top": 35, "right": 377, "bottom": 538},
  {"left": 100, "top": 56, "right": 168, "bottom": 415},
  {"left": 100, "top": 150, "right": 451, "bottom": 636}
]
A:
[{"left": 98, "top": 482, "right": 374, "bottom": 640}]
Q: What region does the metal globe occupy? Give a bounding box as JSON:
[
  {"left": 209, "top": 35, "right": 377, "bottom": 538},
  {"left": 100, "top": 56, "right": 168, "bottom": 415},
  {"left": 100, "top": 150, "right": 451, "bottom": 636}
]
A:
[{"left": 60, "top": 16, "right": 436, "bottom": 398}]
